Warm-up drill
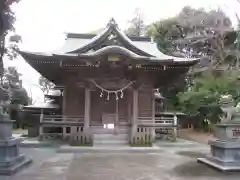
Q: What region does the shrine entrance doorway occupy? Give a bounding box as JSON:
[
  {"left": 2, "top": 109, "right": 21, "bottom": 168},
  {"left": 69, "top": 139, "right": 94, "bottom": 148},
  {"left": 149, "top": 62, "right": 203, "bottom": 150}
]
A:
[{"left": 102, "top": 96, "right": 118, "bottom": 134}]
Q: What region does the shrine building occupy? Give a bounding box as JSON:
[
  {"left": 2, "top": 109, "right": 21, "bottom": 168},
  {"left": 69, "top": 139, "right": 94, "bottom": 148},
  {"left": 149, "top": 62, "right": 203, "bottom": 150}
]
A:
[{"left": 19, "top": 19, "right": 198, "bottom": 146}]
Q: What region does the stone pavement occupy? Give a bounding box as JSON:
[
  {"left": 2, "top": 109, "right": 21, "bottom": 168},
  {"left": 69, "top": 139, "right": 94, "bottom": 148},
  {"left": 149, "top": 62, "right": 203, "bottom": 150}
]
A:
[{"left": 1, "top": 140, "right": 240, "bottom": 180}]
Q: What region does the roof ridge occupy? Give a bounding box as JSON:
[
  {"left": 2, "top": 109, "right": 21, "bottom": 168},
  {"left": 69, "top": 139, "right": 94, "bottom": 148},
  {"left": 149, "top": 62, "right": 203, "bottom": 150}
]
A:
[{"left": 66, "top": 33, "right": 151, "bottom": 42}]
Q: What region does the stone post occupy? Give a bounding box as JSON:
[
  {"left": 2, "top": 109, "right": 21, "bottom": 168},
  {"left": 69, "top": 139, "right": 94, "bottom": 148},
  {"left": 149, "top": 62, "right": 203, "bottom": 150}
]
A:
[{"left": 172, "top": 114, "right": 178, "bottom": 141}]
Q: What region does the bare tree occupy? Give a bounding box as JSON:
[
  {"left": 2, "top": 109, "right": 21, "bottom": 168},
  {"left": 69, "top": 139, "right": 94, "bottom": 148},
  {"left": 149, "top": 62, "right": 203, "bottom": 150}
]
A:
[
  {"left": 38, "top": 76, "right": 55, "bottom": 95},
  {"left": 0, "top": 1, "right": 21, "bottom": 77},
  {"left": 125, "top": 8, "right": 146, "bottom": 36}
]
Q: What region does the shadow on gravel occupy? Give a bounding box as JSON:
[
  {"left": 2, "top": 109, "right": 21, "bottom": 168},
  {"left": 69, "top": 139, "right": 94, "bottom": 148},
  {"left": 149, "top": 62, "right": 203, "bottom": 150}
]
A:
[{"left": 176, "top": 151, "right": 206, "bottom": 158}]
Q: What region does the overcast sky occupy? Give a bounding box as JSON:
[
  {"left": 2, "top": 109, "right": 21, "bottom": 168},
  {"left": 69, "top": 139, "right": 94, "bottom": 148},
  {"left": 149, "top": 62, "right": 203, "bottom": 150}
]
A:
[{"left": 7, "top": 0, "right": 240, "bottom": 102}]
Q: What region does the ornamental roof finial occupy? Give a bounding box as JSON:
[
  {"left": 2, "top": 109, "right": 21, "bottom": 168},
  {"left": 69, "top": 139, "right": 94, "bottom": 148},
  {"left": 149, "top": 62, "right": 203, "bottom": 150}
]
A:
[{"left": 107, "top": 18, "right": 118, "bottom": 28}]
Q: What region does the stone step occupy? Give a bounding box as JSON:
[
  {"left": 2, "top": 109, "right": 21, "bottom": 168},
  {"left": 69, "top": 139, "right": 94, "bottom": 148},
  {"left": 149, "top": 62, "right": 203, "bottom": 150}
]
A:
[
  {"left": 93, "top": 139, "right": 128, "bottom": 143},
  {"left": 94, "top": 139, "right": 128, "bottom": 143},
  {"left": 93, "top": 133, "right": 129, "bottom": 146},
  {"left": 93, "top": 134, "right": 128, "bottom": 140},
  {"left": 90, "top": 126, "right": 129, "bottom": 133},
  {"left": 93, "top": 140, "right": 128, "bottom": 145},
  {"left": 93, "top": 144, "right": 128, "bottom": 147},
  {"left": 57, "top": 145, "right": 162, "bottom": 153},
  {"left": 91, "top": 129, "right": 129, "bottom": 134}
]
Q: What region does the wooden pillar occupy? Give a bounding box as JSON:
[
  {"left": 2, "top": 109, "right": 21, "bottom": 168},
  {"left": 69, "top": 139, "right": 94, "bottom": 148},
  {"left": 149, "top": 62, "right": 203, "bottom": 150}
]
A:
[
  {"left": 115, "top": 100, "right": 119, "bottom": 134},
  {"left": 62, "top": 88, "right": 66, "bottom": 116},
  {"left": 62, "top": 88, "right": 67, "bottom": 139},
  {"left": 131, "top": 89, "right": 138, "bottom": 139},
  {"left": 127, "top": 90, "right": 132, "bottom": 124},
  {"left": 152, "top": 90, "right": 155, "bottom": 122},
  {"left": 152, "top": 90, "right": 156, "bottom": 140},
  {"left": 84, "top": 88, "right": 91, "bottom": 130},
  {"left": 39, "top": 108, "right": 44, "bottom": 139}
]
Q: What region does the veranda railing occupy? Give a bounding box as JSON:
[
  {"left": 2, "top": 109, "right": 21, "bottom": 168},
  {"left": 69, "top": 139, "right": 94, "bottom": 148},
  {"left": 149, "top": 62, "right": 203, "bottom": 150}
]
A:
[
  {"left": 39, "top": 115, "right": 92, "bottom": 145},
  {"left": 130, "top": 116, "right": 178, "bottom": 145}
]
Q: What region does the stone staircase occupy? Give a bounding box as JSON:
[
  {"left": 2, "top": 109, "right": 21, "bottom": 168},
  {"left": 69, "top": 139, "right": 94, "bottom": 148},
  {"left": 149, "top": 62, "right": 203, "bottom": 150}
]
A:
[{"left": 93, "top": 133, "right": 129, "bottom": 146}]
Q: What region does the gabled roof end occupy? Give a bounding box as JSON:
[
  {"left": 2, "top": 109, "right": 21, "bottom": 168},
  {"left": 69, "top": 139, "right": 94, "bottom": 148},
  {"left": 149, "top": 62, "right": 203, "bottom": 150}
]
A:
[{"left": 107, "top": 18, "right": 118, "bottom": 28}]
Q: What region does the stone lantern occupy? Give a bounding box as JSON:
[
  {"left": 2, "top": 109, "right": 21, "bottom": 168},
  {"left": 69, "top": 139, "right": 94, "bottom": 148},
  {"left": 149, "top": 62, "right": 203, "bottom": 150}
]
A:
[
  {"left": 0, "top": 87, "right": 32, "bottom": 175},
  {"left": 198, "top": 94, "right": 240, "bottom": 171}
]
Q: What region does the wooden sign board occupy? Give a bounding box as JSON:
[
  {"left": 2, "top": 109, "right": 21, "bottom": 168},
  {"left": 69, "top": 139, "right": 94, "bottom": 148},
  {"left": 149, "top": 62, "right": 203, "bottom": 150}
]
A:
[{"left": 108, "top": 56, "right": 120, "bottom": 62}]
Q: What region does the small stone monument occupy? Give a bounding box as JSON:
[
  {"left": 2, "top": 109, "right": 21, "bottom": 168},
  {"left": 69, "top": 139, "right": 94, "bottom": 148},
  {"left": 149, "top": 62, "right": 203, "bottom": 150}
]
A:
[
  {"left": 0, "top": 87, "right": 32, "bottom": 175},
  {"left": 197, "top": 94, "right": 240, "bottom": 171}
]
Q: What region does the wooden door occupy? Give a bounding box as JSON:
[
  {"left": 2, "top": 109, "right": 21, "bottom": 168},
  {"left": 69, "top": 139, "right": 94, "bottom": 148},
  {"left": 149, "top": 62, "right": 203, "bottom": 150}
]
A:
[{"left": 102, "top": 96, "right": 116, "bottom": 125}]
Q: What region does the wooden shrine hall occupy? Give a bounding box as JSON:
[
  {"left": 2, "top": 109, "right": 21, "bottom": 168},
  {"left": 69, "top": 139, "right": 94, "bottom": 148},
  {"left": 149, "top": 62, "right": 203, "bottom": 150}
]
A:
[{"left": 19, "top": 19, "right": 198, "bottom": 146}]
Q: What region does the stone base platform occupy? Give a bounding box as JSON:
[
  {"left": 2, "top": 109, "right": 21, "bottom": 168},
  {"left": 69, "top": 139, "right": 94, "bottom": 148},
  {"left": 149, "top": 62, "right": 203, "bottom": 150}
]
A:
[
  {"left": 197, "top": 140, "right": 240, "bottom": 171},
  {"left": 57, "top": 145, "right": 163, "bottom": 153},
  {"left": 197, "top": 157, "right": 240, "bottom": 172},
  {"left": 0, "top": 137, "right": 33, "bottom": 176},
  {"left": 0, "top": 155, "right": 32, "bottom": 175}
]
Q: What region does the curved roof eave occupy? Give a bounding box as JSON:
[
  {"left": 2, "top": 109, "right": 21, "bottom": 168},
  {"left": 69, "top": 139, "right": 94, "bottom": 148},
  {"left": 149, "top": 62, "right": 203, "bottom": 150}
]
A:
[
  {"left": 17, "top": 50, "right": 56, "bottom": 70},
  {"left": 54, "top": 45, "right": 200, "bottom": 64},
  {"left": 55, "top": 45, "right": 150, "bottom": 59},
  {"left": 18, "top": 50, "right": 53, "bottom": 59},
  {"left": 18, "top": 46, "right": 200, "bottom": 67},
  {"left": 18, "top": 46, "right": 199, "bottom": 66},
  {"left": 53, "top": 45, "right": 173, "bottom": 63}
]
